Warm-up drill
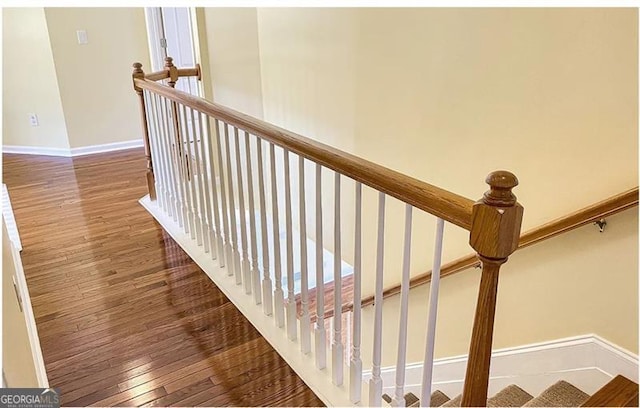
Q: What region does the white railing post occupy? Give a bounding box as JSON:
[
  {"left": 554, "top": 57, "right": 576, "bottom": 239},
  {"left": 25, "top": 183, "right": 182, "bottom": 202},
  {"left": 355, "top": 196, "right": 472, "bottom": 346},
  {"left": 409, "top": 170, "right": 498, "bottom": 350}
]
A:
[
  {"left": 234, "top": 127, "right": 251, "bottom": 294},
  {"left": 178, "top": 105, "right": 198, "bottom": 241},
  {"left": 245, "top": 132, "right": 262, "bottom": 305},
  {"left": 143, "top": 92, "right": 164, "bottom": 212},
  {"left": 369, "top": 192, "right": 386, "bottom": 407},
  {"left": 420, "top": 218, "right": 445, "bottom": 407},
  {"left": 214, "top": 120, "right": 231, "bottom": 270},
  {"left": 270, "top": 143, "right": 285, "bottom": 328},
  {"left": 257, "top": 137, "right": 273, "bottom": 316},
  {"left": 299, "top": 156, "right": 311, "bottom": 354},
  {"left": 173, "top": 102, "right": 190, "bottom": 232},
  {"left": 350, "top": 181, "right": 363, "bottom": 403},
  {"left": 224, "top": 124, "right": 241, "bottom": 284},
  {"left": 200, "top": 114, "right": 220, "bottom": 261},
  {"left": 332, "top": 172, "right": 344, "bottom": 386},
  {"left": 392, "top": 204, "right": 413, "bottom": 407},
  {"left": 189, "top": 107, "right": 209, "bottom": 252},
  {"left": 154, "top": 95, "right": 177, "bottom": 222},
  {"left": 284, "top": 149, "right": 297, "bottom": 341},
  {"left": 314, "top": 163, "right": 327, "bottom": 370}
]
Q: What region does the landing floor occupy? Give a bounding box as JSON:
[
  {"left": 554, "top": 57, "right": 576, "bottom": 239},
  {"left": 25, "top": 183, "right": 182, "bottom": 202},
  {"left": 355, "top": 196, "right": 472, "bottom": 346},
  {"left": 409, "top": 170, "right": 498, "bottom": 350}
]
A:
[{"left": 3, "top": 149, "right": 323, "bottom": 407}]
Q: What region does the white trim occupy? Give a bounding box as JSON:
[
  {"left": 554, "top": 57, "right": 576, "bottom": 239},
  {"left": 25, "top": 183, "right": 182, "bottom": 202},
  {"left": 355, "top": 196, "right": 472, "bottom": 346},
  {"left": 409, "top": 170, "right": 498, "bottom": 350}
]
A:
[
  {"left": 3, "top": 139, "right": 143, "bottom": 157},
  {"left": 70, "top": 139, "right": 144, "bottom": 156},
  {"left": 139, "top": 195, "right": 360, "bottom": 407},
  {"left": 363, "top": 334, "right": 638, "bottom": 399},
  {"left": 2, "top": 184, "right": 22, "bottom": 251},
  {"left": 2, "top": 216, "right": 48, "bottom": 388},
  {"left": 2, "top": 145, "right": 71, "bottom": 157}
]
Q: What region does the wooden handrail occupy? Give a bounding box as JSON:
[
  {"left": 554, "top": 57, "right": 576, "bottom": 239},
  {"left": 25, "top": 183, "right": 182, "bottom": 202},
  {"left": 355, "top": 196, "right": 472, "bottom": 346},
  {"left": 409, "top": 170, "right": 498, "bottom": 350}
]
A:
[
  {"left": 133, "top": 76, "right": 475, "bottom": 230},
  {"left": 349, "top": 186, "right": 638, "bottom": 311},
  {"left": 582, "top": 375, "right": 639, "bottom": 407},
  {"left": 144, "top": 65, "right": 201, "bottom": 82}
]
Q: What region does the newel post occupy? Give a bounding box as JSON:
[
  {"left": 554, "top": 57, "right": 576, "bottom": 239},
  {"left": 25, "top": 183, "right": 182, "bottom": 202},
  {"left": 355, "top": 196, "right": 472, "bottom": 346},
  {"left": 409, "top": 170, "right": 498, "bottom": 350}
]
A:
[
  {"left": 132, "top": 62, "right": 156, "bottom": 201},
  {"left": 461, "top": 171, "right": 524, "bottom": 407},
  {"left": 164, "top": 57, "right": 189, "bottom": 177}
]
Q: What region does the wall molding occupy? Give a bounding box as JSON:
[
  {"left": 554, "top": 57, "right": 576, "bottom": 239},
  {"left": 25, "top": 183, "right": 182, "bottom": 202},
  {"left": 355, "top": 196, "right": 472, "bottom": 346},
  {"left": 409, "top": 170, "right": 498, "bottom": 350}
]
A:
[
  {"left": 363, "top": 334, "right": 638, "bottom": 399},
  {"left": 2, "top": 145, "right": 71, "bottom": 157},
  {"left": 3, "top": 139, "right": 143, "bottom": 158}
]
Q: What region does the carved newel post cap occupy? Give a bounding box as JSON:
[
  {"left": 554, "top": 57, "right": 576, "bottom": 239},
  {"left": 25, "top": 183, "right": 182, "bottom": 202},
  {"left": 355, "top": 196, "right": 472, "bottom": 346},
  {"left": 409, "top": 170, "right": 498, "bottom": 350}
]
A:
[
  {"left": 164, "top": 56, "right": 175, "bottom": 68},
  {"left": 483, "top": 170, "right": 519, "bottom": 207},
  {"left": 132, "top": 62, "right": 143, "bottom": 74}
]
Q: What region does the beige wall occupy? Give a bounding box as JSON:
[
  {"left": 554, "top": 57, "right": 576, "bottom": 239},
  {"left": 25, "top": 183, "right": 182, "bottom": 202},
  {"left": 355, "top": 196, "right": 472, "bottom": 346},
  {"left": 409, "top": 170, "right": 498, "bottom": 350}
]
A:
[
  {"left": 253, "top": 7, "right": 638, "bottom": 295},
  {"left": 2, "top": 8, "right": 69, "bottom": 149},
  {"left": 200, "top": 8, "right": 638, "bottom": 356},
  {"left": 44, "top": 8, "right": 150, "bottom": 149},
  {"left": 203, "top": 8, "right": 264, "bottom": 119}
]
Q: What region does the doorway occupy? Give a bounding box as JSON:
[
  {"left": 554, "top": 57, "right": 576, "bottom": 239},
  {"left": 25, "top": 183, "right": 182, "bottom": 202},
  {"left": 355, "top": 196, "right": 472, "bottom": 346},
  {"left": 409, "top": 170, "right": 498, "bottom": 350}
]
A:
[{"left": 145, "top": 7, "right": 201, "bottom": 96}]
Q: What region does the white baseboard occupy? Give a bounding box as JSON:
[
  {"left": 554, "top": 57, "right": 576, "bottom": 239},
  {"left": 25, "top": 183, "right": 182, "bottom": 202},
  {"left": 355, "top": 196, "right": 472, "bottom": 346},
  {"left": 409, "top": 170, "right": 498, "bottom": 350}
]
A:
[
  {"left": 3, "top": 139, "right": 143, "bottom": 157},
  {"left": 70, "top": 139, "right": 143, "bottom": 156},
  {"left": 2, "top": 145, "right": 71, "bottom": 157},
  {"left": 363, "top": 334, "right": 638, "bottom": 399}
]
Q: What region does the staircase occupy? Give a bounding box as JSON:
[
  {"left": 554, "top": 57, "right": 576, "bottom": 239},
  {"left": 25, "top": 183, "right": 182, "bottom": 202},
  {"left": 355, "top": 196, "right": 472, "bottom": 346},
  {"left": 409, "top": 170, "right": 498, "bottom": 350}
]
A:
[
  {"left": 385, "top": 375, "right": 639, "bottom": 407},
  {"left": 131, "top": 58, "right": 638, "bottom": 407}
]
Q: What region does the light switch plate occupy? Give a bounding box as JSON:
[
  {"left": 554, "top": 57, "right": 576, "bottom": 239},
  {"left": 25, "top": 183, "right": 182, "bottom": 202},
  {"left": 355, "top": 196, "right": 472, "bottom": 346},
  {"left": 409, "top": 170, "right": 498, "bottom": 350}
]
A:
[
  {"left": 28, "top": 114, "right": 39, "bottom": 127},
  {"left": 76, "top": 30, "right": 88, "bottom": 45}
]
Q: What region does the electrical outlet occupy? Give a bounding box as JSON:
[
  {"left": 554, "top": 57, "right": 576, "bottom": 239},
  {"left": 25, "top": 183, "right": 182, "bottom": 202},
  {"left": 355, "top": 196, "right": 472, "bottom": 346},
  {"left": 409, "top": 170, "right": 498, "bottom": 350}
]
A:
[{"left": 29, "top": 114, "right": 39, "bottom": 127}]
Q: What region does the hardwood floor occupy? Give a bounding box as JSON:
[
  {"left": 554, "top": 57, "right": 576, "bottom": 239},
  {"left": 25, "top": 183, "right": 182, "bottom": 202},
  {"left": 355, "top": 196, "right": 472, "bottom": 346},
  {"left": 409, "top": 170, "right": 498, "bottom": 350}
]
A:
[{"left": 3, "top": 149, "right": 323, "bottom": 407}]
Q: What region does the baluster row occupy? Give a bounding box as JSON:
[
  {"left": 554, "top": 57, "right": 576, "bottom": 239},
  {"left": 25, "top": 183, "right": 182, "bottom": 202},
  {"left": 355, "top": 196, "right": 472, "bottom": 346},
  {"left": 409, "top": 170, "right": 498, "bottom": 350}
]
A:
[{"left": 144, "top": 92, "right": 450, "bottom": 408}]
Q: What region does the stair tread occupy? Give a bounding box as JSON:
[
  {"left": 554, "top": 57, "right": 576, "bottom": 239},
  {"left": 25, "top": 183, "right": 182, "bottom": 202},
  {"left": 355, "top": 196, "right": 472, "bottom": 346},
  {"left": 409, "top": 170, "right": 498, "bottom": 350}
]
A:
[
  {"left": 488, "top": 384, "right": 534, "bottom": 407},
  {"left": 441, "top": 394, "right": 462, "bottom": 407},
  {"left": 431, "top": 390, "right": 451, "bottom": 407},
  {"left": 522, "top": 380, "right": 590, "bottom": 407},
  {"left": 405, "top": 392, "right": 420, "bottom": 406}
]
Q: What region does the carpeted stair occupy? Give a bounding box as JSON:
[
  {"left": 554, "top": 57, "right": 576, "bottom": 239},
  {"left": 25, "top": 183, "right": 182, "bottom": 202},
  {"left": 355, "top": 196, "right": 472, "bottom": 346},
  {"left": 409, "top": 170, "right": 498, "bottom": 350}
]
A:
[{"left": 385, "top": 380, "right": 595, "bottom": 407}]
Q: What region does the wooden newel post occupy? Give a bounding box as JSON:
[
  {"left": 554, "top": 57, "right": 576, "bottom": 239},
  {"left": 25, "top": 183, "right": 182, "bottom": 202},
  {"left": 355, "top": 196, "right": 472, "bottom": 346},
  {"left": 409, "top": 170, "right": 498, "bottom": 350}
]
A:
[
  {"left": 461, "top": 171, "right": 524, "bottom": 407},
  {"left": 164, "top": 57, "right": 189, "bottom": 177},
  {"left": 164, "top": 56, "right": 179, "bottom": 88},
  {"left": 132, "top": 62, "right": 156, "bottom": 201}
]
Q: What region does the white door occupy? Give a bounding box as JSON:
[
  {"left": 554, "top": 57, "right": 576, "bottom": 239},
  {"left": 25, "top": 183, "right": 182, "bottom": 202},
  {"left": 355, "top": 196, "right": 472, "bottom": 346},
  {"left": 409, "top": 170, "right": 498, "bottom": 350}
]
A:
[{"left": 145, "top": 7, "right": 201, "bottom": 96}]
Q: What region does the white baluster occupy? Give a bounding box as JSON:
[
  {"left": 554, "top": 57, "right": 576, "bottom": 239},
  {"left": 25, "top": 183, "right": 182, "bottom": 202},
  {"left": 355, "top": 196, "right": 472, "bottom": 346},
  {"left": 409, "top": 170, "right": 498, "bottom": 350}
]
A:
[
  {"left": 224, "top": 124, "right": 241, "bottom": 284},
  {"left": 175, "top": 104, "right": 191, "bottom": 233},
  {"left": 179, "top": 105, "right": 197, "bottom": 240},
  {"left": 369, "top": 192, "right": 386, "bottom": 407},
  {"left": 144, "top": 92, "right": 164, "bottom": 210},
  {"left": 245, "top": 132, "right": 261, "bottom": 305},
  {"left": 214, "top": 120, "right": 231, "bottom": 271},
  {"left": 188, "top": 107, "right": 207, "bottom": 250},
  {"left": 234, "top": 128, "right": 251, "bottom": 294},
  {"left": 299, "top": 156, "right": 311, "bottom": 354},
  {"left": 392, "top": 204, "right": 413, "bottom": 407},
  {"left": 420, "top": 218, "right": 445, "bottom": 407},
  {"left": 155, "top": 94, "right": 175, "bottom": 219},
  {"left": 158, "top": 96, "right": 179, "bottom": 224},
  {"left": 257, "top": 137, "right": 273, "bottom": 315},
  {"left": 332, "top": 172, "right": 343, "bottom": 386},
  {"left": 178, "top": 105, "right": 201, "bottom": 239},
  {"left": 198, "top": 113, "right": 218, "bottom": 260},
  {"left": 284, "top": 149, "right": 297, "bottom": 341},
  {"left": 168, "top": 100, "right": 187, "bottom": 229},
  {"left": 350, "top": 182, "right": 363, "bottom": 403},
  {"left": 314, "top": 163, "right": 327, "bottom": 370},
  {"left": 270, "top": 143, "right": 285, "bottom": 328}
]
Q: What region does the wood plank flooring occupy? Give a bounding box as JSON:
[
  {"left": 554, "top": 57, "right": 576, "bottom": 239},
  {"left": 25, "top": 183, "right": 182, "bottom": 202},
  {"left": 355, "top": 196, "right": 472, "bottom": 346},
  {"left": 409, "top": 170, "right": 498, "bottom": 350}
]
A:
[{"left": 3, "top": 149, "right": 323, "bottom": 407}]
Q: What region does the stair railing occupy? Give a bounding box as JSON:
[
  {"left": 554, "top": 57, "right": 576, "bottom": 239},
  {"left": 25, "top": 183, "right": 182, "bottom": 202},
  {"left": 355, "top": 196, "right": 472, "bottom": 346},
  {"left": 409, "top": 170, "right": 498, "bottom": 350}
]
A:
[{"left": 132, "top": 57, "right": 524, "bottom": 407}]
